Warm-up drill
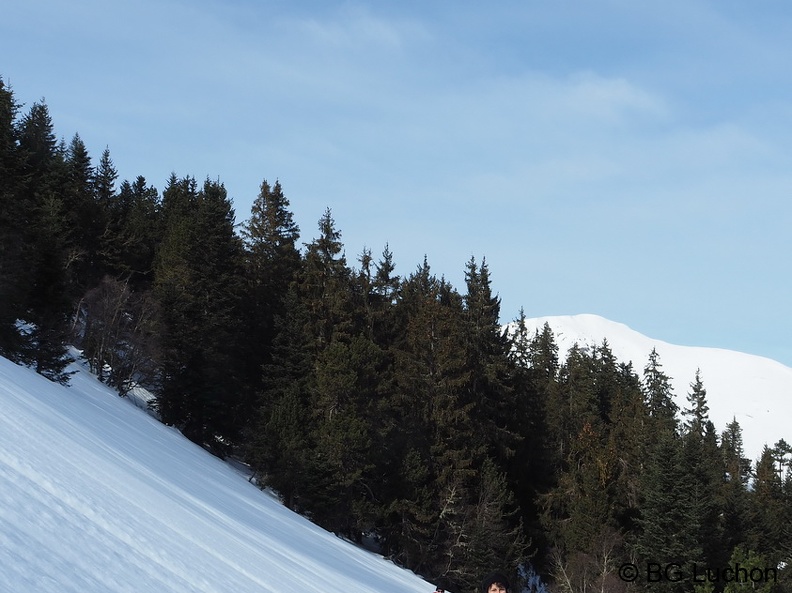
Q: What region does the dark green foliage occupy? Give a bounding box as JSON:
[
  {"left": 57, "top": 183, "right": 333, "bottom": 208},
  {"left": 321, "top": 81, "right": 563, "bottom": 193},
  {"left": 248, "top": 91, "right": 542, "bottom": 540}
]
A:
[
  {"left": 310, "top": 335, "right": 384, "bottom": 536},
  {"left": 392, "top": 265, "right": 460, "bottom": 567},
  {"left": 62, "top": 133, "right": 104, "bottom": 292},
  {"left": 633, "top": 372, "right": 731, "bottom": 593},
  {"left": 246, "top": 210, "right": 381, "bottom": 542},
  {"left": 298, "top": 208, "right": 353, "bottom": 348},
  {"left": 723, "top": 546, "right": 777, "bottom": 593},
  {"left": 242, "top": 179, "right": 300, "bottom": 282},
  {"left": 247, "top": 286, "right": 316, "bottom": 510},
  {"left": 541, "top": 343, "right": 650, "bottom": 593},
  {"left": 355, "top": 245, "right": 400, "bottom": 346},
  {"left": 18, "top": 101, "right": 58, "bottom": 174},
  {"left": 544, "top": 418, "right": 613, "bottom": 556},
  {"left": 239, "top": 178, "right": 301, "bottom": 397},
  {"left": 445, "top": 458, "right": 528, "bottom": 593},
  {"left": 463, "top": 257, "right": 519, "bottom": 465},
  {"left": 643, "top": 348, "right": 678, "bottom": 436},
  {"left": 682, "top": 369, "right": 709, "bottom": 437},
  {"left": 604, "top": 361, "right": 646, "bottom": 532},
  {"left": 19, "top": 193, "right": 75, "bottom": 383},
  {"left": 8, "top": 99, "right": 74, "bottom": 380},
  {"left": 0, "top": 77, "right": 28, "bottom": 356},
  {"left": 747, "top": 445, "right": 790, "bottom": 569},
  {"left": 94, "top": 147, "right": 117, "bottom": 206},
  {"left": 634, "top": 430, "right": 694, "bottom": 593},
  {"left": 102, "top": 176, "right": 161, "bottom": 288},
  {"left": 383, "top": 260, "right": 528, "bottom": 590},
  {"left": 506, "top": 314, "right": 557, "bottom": 565},
  {"left": 154, "top": 176, "right": 246, "bottom": 452},
  {"left": 719, "top": 420, "right": 751, "bottom": 549},
  {"left": 679, "top": 373, "right": 724, "bottom": 570}
]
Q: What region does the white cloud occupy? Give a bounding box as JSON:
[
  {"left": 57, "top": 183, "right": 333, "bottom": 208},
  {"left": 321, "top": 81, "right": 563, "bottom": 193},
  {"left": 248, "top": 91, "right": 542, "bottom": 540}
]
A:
[
  {"left": 559, "top": 71, "right": 670, "bottom": 124},
  {"left": 295, "top": 5, "right": 431, "bottom": 51}
]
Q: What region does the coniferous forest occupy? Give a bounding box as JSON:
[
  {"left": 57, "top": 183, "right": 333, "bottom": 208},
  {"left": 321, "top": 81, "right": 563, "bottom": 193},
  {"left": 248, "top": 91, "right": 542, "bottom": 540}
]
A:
[{"left": 1, "top": 78, "right": 790, "bottom": 593}]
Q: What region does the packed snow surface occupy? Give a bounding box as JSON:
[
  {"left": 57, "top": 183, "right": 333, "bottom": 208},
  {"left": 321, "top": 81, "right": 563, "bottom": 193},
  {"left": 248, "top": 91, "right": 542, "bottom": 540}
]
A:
[
  {"left": 0, "top": 354, "right": 432, "bottom": 593},
  {"left": 517, "top": 314, "right": 792, "bottom": 463}
]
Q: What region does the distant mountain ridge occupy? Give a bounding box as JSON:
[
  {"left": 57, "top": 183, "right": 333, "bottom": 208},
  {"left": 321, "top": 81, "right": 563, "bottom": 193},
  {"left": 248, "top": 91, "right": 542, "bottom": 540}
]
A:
[{"left": 512, "top": 314, "right": 792, "bottom": 463}]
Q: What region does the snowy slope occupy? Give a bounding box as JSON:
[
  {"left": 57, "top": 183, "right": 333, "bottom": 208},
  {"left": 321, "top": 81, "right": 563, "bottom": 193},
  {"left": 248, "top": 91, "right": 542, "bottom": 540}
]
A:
[
  {"left": 515, "top": 314, "right": 792, "bottom": 463},
  {"left": 0, "top": 355, "right": 433, "bottom": 593}
]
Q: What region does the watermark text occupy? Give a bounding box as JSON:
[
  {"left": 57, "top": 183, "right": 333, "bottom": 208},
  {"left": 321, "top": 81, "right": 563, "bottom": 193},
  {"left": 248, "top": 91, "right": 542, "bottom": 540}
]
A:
[{"left": 617, "top": 562, "right": 777, "bottom": 585}]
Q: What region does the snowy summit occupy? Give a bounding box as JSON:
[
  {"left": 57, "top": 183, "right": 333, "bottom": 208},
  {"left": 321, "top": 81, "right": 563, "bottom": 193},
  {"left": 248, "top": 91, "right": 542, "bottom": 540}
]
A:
[{"left": 515, "top": 314, "right": 792, "bottom": 463}]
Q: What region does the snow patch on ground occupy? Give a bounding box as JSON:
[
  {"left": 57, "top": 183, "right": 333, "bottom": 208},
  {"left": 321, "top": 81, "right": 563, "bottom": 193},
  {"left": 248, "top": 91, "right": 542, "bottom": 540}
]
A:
[{"left": 0, "top": 354, "right": 432, "bottom": 593}]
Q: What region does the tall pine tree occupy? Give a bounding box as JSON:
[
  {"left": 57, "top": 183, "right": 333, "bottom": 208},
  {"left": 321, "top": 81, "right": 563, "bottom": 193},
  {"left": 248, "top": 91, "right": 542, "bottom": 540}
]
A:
[
  {"left": 239, "top": 178, "right": 301, "bottom": 399},
  {"left": 154, "top": 176, "right": 246, "bottom": 452},
  {"left": 14, "top": 101, "right": 73, "bottom": 381}
]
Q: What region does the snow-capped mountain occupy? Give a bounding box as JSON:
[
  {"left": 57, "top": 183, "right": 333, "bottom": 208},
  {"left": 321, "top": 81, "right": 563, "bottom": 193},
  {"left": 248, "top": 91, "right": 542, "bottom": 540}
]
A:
[
  {"left": 515, "top": 314, "right": 792, "bottom": 463},
  {"left": 0, "top": 354, "right": 433, "bottom": 593}
]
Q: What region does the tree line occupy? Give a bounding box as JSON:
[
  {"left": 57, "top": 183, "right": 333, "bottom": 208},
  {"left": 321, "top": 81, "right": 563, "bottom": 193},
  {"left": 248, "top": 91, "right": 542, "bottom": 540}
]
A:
[{"left": 1, "top": 78, "right": 790, "bottom": 593}]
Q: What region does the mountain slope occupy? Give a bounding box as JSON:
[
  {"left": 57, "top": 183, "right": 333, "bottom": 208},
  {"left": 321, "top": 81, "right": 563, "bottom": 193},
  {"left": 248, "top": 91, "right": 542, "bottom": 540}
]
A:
[
  {"left": 516, "top": 314, "right": 792, "bottom": 463},
  {"left": 0, "top": 355, "right": 431, "bottom": 593}
]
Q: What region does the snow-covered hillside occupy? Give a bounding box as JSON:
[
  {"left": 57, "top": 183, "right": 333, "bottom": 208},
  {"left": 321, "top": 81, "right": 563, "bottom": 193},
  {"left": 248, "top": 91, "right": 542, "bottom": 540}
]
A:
[
  {"left": 516, "top": 314, "right": 792, "bottom": 463},
  {"left": 2, "top": 317, "right": 788, "bottom": 592},
  {"left": 0, "top": 354, "right": 433, "bottom": 593}
]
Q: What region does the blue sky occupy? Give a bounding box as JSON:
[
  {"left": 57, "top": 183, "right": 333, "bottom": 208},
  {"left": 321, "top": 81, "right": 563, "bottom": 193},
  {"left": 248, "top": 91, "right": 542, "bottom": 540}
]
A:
[{"left": 3, "top": 0, "right": 792, "bottom": 365}]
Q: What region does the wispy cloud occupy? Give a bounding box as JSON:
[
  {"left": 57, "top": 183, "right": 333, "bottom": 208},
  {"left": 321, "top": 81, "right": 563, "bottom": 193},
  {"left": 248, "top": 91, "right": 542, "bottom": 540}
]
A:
[
  {"left": 295, "top": 5, "right": 431, "bottom": 51},
  {"left": 4, "top": 0, "right": 792, "bottom": 363}
]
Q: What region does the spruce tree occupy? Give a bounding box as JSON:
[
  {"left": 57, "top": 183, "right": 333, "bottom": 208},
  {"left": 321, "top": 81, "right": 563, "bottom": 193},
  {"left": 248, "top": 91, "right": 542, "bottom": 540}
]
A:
[
  {"left": 310, "top": 334, "right": 384, "bottom": 538},
  {"left": 154, "top": 176, "right": 245, "bottom": 452},
  {"left": 389, "top": 260, "right": 476, "bottom": 579},
  {"left": 104, "top": 176, "right": 161, "bottom": 288},
  {"left": 0, "top": 77, "right": 27, "bottom": 357},
  {"left": 747, "top": 444, "right": 790, "bottom": 569},
  {"left": 635, "top": 370, "right": 731, "bottom": 592},
  {"left": 18, "top": 101, "right": 58, "bottom": 175},
  {"left": 247, "top": 285, "right": 317, "bottom": 511},
  {"left": 542, "top": 345, "right": 624, "bottom": 558},
  {"left": 528, "top": 321, "right": 562, "bottom": 473},
  {"left": 355, "top": 245, "right": 400, "bottom": 346},
  {"left": 682, "top": 369, "right": 709, "bottom": 438},
  {"left": 723, "top": 546, "right": 776, "bottom": 593},
  {"left": 388, "top": 260, "right": 528, "bottom": 588},
  {"left": 448, "top": 458, "right": 527, "bottom": 593},
  {"left": 357, "top": 244, "right": 401, "bottom": 364},
  {"left": 605, "top": 360, "right": 647, "bottom": 533},
  {"left": 643, "top": 348, "right": 679, "bottom": 436},
  {"left": 63, "top": 133, "right": 104, "bottom": 292},
  {"left": 90, "top": 146, "right": 118, "bottom": 276},
  {"left": 298, "top": 208, "right": 352, "bottom": 349},
  {"left": 94, "top": 147, "right": 117, "bottom": 207},
  {"left": 14, "top": 100, "right": 73, "bottom": 381},
  {"left": 506, "top": 313, "right": 557, "bottom": 566},
  {"left": 673, "top": 373, "right": 723, "bottom": 579},
  {"left": 719, "top": 419, "right": 751, "bottom": 560},
  {"left": 634, "top": 429, "right": 694, "bottom": 593},
  {"left": 239, "top": 178, "right": 301, "bottom": 398},
  {"left": 463, "top": 257, "right": 518, "bottom": 465},
  {"left": 248, "top": 208, "right": 372, "bottom": 536}
]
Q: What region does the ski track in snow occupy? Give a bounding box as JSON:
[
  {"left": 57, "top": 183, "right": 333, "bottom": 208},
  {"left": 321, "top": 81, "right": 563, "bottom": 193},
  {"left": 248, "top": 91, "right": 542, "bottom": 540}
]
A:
[{"left": 0, "top": 356, "right": 431, "bottom": 593}]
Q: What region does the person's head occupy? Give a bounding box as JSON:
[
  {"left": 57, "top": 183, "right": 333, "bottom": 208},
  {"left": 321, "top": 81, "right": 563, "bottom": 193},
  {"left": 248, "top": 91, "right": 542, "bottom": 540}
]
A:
[{"left": 481, "top": 572, "right": 510, "bottom": 593}]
